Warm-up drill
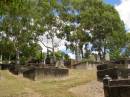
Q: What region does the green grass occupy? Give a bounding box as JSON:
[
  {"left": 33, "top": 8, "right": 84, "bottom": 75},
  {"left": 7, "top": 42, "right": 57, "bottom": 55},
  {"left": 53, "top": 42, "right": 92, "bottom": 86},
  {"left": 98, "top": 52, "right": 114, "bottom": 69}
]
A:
[{"left": 0, "top": 69, "right": 96, "bottom": 97}]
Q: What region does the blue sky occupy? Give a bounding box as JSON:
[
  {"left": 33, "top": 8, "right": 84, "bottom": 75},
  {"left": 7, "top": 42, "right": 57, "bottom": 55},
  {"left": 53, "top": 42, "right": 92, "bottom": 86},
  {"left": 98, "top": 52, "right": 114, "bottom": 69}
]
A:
[{"left": 104, "top": 0, "right": 121, "bottom": 5}]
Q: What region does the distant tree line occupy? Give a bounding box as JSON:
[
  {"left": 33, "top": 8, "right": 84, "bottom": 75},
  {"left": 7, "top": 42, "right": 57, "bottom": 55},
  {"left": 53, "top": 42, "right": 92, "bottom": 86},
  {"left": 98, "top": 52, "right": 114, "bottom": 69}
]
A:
[{"left": 0, "top": 0, "right": 128, "bottom": 64}]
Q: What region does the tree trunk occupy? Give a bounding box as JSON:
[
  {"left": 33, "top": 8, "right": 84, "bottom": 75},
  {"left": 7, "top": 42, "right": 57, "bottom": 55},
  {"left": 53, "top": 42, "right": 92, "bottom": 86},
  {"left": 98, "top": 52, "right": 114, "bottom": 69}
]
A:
[
  {"left": 98, "top": 50, "right": 102, "bottom": 61},
  {"left": 52, "top": 37, "right": 56, "bottom": 65},
  {"left": 75, "top": 43, "right": 78, "bottom": 62},
  {"left": 0, "top": 54, "right": 2, "bottom": 64},
  {"left": 98, "top": 39, "right": 103, "bottom": 61},
  {"left": 103, "top": 47, "right": 106, "bottom": 61},
  {"left": 80, "top": 47, "right": 84, "bottom": 59},
  {"left": 75, "top": 43, "right": 81, "bottom": 62},
  {"left": 16, "top": 48, "right": 20, "bottom": 65},
  {"left": 8, "top": 55, "right": 11, "bottom": 64}
]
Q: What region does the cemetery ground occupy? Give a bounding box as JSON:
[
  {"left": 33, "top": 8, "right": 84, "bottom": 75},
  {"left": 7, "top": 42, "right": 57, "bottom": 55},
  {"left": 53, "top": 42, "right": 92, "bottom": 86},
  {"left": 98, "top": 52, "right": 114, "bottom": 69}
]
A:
[{"left": 0, "top": 69, "right": 100, "bottom": 97}]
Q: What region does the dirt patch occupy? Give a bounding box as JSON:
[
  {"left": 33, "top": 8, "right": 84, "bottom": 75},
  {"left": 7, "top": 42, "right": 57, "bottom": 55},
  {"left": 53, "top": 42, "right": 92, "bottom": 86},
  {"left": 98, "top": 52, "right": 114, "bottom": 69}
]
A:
[{"left": 69, "top": 81, "right": 104, "bottom": 97}]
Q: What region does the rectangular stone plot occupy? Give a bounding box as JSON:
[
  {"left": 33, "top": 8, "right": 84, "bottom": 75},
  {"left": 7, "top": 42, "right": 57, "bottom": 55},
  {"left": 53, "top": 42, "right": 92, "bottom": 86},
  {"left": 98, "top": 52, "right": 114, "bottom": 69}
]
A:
[
  {"left": 97, "top": 64, "right": 108, "bottom": 70},
  {"left": 109, "top": 87, "right": 130, "bottom": 97},
  {"left": 23, "top": 68, "right": 36, "bottom": 80},
  {"left": 103, "top": 78, "right": 130, "bottom": 97},
  {"left": 118, "top": 69, "right": 130, "bottom": 78},
  {"left": 23, "top": 67, "right": 69, "bottom": 80},
  {"left": 0, "top": 64, "right": 12, "bottom": 70},
  {"left": 97, "top": 68, "right": 118, "bottom": 81}
]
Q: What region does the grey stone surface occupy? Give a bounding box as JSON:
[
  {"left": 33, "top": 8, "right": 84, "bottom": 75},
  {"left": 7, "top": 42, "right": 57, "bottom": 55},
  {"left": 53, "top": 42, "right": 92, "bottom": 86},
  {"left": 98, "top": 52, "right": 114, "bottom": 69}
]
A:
[
  {"left": 23, "top": 67, "right": 69, "bottom": 80},
  {"left": 105, "top": 52, "right": 110, "bottom": 61}
]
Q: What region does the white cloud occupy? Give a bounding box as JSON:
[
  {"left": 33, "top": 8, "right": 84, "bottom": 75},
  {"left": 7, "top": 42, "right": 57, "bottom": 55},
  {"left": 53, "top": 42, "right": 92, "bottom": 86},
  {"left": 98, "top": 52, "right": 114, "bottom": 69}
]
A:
[
  {"left": 68, "top": 53, "right": 75, "bottom": 59},
  {"left": 115, "top": 0, "right": 130, "bottom": 32}
]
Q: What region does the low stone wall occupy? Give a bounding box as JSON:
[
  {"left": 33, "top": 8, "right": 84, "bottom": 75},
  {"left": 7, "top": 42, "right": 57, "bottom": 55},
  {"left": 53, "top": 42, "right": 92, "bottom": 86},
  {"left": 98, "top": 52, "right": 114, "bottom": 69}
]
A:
[
  {"left": 0, "top": 64, "right": 12, "bottom": 70},
  {"left": 96, "top": 63, "right": 130, "bottom": 81},
  {"left": 23, "top": 68, "right": 35, "bottom": 80},
  {"left": 97, "top": 64, "right": 108, "bottom": 70},
  {"left": 72, "top": 61, "right": 99, "bottom": 70},
  {"left": 23, "top": 67, "right": 69, "bottom": 80},
  {"left": 97, "top": 63, "right": 127, "bottom": 71},
  {"left": 9, "top": 65, "right": 33, "bottom": 75},
  {"left": 97, "top": 68, "right": 118, "bottom": 81},
  {"left": 103, "top": 76, "right": 130, "bottom": 97},
  {"left": 97, "top": 64, "right": 130, "bottom": 81},
  {"left": 0, "top": 64, "right": 21, "bottom": 74},
  {"left": 118, "top": 69, "right": 130, "bottom": 78}
]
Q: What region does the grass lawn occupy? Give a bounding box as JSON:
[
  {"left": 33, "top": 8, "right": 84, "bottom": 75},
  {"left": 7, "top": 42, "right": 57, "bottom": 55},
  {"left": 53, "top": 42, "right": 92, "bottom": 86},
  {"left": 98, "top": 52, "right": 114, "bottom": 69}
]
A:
[{"left": 0, "top": 69, "right": 96, "bottom": 97}]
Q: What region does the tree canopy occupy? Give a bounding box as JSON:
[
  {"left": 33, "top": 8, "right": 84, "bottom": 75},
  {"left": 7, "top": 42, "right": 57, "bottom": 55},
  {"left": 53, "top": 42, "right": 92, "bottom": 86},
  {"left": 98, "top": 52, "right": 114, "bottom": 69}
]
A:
[{"left": 0, "top": 0, "right": 127, "bottom": 64}]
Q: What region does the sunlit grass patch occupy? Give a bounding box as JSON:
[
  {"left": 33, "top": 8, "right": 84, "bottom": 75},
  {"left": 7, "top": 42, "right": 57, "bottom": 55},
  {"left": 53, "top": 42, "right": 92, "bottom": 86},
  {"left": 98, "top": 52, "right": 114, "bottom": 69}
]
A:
[{"left": 0, "top": 69, "right": 96, "bottom": 97}]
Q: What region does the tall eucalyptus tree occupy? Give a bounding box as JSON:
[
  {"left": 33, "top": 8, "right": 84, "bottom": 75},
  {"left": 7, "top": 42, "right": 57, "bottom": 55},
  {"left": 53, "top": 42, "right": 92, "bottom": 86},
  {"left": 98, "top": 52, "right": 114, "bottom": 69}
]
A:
[
  {"left": 0, "top": 0, "right": 50, "bottom": 64},
  {"left": 71, "top": 0, "right": 126, "bottom": 60}
]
